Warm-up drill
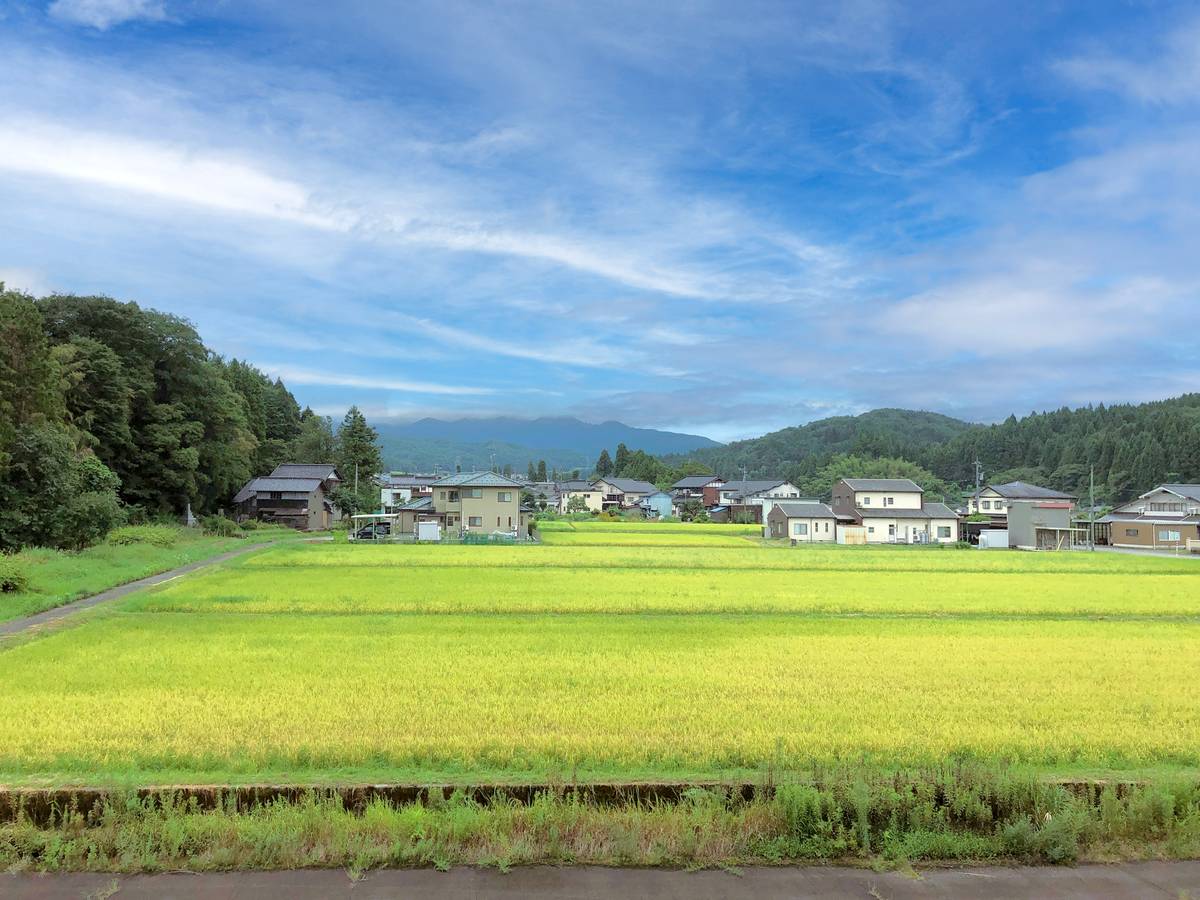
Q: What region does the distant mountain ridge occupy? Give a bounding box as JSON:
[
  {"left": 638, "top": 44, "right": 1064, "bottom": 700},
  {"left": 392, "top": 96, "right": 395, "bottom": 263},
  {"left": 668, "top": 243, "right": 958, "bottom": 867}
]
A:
[
  {"left": 374, "top": 416, "right": 721, "bottom": 472},
  {"left": 678, "top": 409, "right": 976, "bottom": 478}
]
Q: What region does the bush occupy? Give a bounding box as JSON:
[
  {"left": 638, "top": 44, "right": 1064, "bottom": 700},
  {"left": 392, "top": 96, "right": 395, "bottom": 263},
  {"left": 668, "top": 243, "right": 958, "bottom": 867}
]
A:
[
  {"left": 61, "top": 491, "right": 126, "bottom": 550},
  {"left": 106, "top": 525, "right": 180, "bottom": 547},
  {"left": 239, "top": 520, "right": 259, "bottom": 531},
  {"left": 201, "top": 515, "right": 244, "bottom": 538},
  {"left": 0, "top": 556, "right": 29, "bottom": 593}
]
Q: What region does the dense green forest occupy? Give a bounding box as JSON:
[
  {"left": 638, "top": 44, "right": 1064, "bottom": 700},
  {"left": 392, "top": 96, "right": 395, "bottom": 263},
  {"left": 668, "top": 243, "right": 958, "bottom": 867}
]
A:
[
  {"left": 0, "top": 289, "right": 378, "bottom": 551},
  {"left": 675, "top": 401, "right": 1200, "bottom": 505}
]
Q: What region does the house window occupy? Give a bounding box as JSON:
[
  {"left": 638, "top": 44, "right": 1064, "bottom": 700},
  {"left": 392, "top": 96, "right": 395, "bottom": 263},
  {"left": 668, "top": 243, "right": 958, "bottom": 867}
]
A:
[
  {"left": 508, "top": 517, "right": 512, "bottom": 528},
  {"left": 1159, "top": 530, "right": 1181, "bottom": 542},
  {"left": 270, "top": 491, "right": 282, "bottom": 500},
  {"left": 867, "top": 526, "right": 875, "bottom": 534},
  {"left": 439, "top": 491, "right": 446, "bottom": 499},
  {"left": 448, "top": 491, "right": 459, "bottom": 501},
  {"left": 1150, "top": 502, "right": 1183, "bottom": 512},
  {"left": 464, "top": 488, "right": 482, "bottom": 498},
  {"left": 498, "top": 492, "right": 512, "bottom": 502},
  {"left": 468, "top": 516, "right": 482, "bottom": 527},
  {"left": 888, "top": 524, "right": 895, "bottom": 537},
  {"left": 862, "top": 496, "right": 871, "bottom": 505},
  {"left": 937, "top": 526, "right": 951, "bottom": 538},
  {"left": 824, "top": 522, "right": 829, "bottom": 533},
  {"left": 1125, "top": 528, "right": 1139, "bottom": 537},
  {"left": 981, "top": 500, "right": 991, "bottom": 509},
  {"left": 793, "top": 522, "right": 807, "bottom": 536},
  {"left": 885, "top": 497, "right": 894, "bottom": 506}
]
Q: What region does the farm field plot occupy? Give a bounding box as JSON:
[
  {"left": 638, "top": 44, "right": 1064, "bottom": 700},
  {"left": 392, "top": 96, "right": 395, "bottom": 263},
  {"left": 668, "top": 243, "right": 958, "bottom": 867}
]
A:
[{"left": 1, "top": 521, "right": 1198, "bottom": 788}]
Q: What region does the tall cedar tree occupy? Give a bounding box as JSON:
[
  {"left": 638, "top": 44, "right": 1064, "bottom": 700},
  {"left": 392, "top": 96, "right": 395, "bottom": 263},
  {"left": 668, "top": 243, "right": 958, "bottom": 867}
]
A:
[{"left": 595, "top": 448, "right": 613, "bottom": 477}]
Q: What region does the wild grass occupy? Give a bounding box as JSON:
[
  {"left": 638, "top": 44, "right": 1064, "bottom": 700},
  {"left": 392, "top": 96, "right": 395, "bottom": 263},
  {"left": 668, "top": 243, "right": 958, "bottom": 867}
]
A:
[
  {"left": 1, "top": 613, "right": 1198, "bottom": 783},
  {"left": 3, "top": 768, "right": 1198, "bottom": 872},
  {"left": 537, "top": 520, "right": 762, "bottom": 535},
  {"left": 0, "top": 528, "right": 250, "bottom": 622}
]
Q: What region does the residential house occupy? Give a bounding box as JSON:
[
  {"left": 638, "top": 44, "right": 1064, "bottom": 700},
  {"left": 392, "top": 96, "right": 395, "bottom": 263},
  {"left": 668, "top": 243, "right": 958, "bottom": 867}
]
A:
[
  {"left": 379, "top": 473, "right": 439, "bottom": 512},
  {"left": 639, "top": 490, "right": 674, "bottom": 519},
  {"left": 1097, "top": 484, "right": 1200, "bottom": 549},
  {"left": 830, "top": 478, "right": 958, "bottom": 544},
  {"left": 423, "top": 471, "right": 532, "bottom": 537},
  {"left": 232, "top": 475, "right": 334, "bottom": 530},
  {"left": 523, "top": 481, "right": 561, "bottom": 512},
  {"left": 671, "top": 474, "right": 724, "bottom": 503},
  {"left": 766, "top": 502, "right": 837, "bottom": 543},
  {"left": 591, "top": 477, "right": 659, "bottom": 510},
  {"left": 558, "top": 479, "right": 604, "bottom": 514},
  {"left": 967, "top": 481, "right": 1076, "bottom": 519},
  {"left": 712, "top": 479, "right": 804, "bottom": 524},
  {"left": 270, "top": 463, "right": 341, "bottom": 494}
]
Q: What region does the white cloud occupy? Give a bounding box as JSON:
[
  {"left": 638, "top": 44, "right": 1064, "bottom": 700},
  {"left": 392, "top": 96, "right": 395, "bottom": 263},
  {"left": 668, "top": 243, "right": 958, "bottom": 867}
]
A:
[
  {"left": 1056, "top": 17, "right": 1200, "bottom": 106},
  {"left": 48, "top": 0, "right": 167, "bottom": 30},
  {"left": 261, "top": 364, "right": 496, "bottom": 396},
  {"left": 0, "top": 120, "right": 347, "bottom": 230},
  {"left": 0, "top": 267, "right": 52, "bottom": 296}
]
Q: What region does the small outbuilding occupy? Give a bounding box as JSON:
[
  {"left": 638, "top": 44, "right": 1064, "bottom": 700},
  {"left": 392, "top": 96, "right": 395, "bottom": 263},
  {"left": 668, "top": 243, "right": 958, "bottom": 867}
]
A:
[{"left": 766, "top": 502, "right": 837, "bottom": 543}]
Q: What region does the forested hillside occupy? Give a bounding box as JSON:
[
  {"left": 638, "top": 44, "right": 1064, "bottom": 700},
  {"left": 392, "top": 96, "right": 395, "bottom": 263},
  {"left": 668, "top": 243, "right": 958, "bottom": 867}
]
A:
[
  {"left": 0, "top": 288, "right": 367, "bottom": 551},
  {"left": 918, "top": 396, "right": 1200, "bottom": 504},
  {"left": 673, "top": 401, "right": 1200, "bottom": 505}
]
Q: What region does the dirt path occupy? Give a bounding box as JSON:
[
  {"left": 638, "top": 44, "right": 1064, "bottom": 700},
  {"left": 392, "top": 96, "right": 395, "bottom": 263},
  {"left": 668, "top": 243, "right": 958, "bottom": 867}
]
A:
[
  {"left": 3, "top": 861, "right": 1198, "bottom": 899},
  {"left": 0, "top": 542, "right": 278, "bottom": 640}
]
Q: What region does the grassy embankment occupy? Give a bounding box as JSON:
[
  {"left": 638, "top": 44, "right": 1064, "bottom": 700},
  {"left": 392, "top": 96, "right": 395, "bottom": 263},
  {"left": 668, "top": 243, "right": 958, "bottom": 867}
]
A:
[{"left": 0, "top": 524, "right": 299, "bottom": 623}]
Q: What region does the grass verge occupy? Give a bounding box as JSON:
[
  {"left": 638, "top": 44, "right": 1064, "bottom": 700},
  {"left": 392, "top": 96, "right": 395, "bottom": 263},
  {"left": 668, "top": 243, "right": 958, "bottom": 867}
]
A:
[
  {"left": 0, "top": 526, "right": 300, "bottom": 623},
  {"left": 3, "top": 767, "right": 1198, "bottom": 872}
]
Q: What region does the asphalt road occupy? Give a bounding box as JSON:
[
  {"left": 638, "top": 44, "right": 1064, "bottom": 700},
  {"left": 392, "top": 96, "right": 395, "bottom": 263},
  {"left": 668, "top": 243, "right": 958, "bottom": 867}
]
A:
[{"left": 4, "top": 862, "right": 1199, "bottom": 899}]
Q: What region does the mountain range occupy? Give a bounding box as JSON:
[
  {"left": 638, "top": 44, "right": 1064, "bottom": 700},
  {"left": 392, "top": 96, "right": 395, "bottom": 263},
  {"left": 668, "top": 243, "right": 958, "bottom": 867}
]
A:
[{"left": 375, "top": 416, "right": 721, "bottom": 473}]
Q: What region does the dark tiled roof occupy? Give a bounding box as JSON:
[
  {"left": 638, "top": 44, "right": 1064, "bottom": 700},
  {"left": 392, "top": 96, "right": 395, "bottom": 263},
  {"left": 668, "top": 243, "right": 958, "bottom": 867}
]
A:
[
  {"left": 1157, "top": 484, "right": 1200, "bottom": 502},
  {"left": 857, "top": 502, "right": 958, "bottom": 519},
  {"left": 234, "top": 477, "right": 323, "bottom": 504},
  {"left": 269, "top": 464, "right": 339, "bottom": 480},
  {"left": 598, "top": 478, "right": 658, "bottom": 493},
  {"left": 989, "top": 481, "right": 1076, "bottom": 500},
  {"left": 398, "top": 496, "right": 433, "bottom": 511},
  {"left": 672, "top": 475, "right": 721, "bottom": 489},
  {"left": 559, "top": 480, "right": 595, "bottom": 491},
  {"left": 842, "top": 478, "right": 923, "bottom": 492},
  {"left": 431, "top": 471, "right": 522, "bottom": 488},
  {"left": 721, "top": 479, "right": 787, "bottom": 494},
  {"left": 773, "top": 502, "right": 835, "bottom": 518},
  {"left": 383, "top": 473, "right": 440, "bottom": 488}
]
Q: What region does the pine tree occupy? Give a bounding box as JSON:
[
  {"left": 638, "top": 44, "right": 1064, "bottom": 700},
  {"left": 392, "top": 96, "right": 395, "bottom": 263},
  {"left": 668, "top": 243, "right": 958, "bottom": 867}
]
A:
[
  {"left": 536, "top": 459, "right": 547, "bottom": 482},
  {"left": 595, "top": 449, "right": 613, "bottom": 477},
  {"left": 614, "top": 442, "right": 630, "bottom": 474}
]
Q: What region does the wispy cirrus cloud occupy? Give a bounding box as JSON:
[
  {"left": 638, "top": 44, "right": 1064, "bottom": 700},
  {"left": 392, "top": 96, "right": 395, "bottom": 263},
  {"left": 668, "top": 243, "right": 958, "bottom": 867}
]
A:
[{"left": 49, "top": 0, "right": 167, "bottom": 30}]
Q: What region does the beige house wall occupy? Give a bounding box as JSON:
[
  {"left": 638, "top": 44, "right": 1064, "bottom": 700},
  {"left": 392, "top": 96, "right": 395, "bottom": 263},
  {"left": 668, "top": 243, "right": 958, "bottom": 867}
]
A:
[
  {"left": 559, "top": 490, "right": 603, "bottom": 513},
  {"left": 433, "top": 486, "right": 522, "bottom": 533}
]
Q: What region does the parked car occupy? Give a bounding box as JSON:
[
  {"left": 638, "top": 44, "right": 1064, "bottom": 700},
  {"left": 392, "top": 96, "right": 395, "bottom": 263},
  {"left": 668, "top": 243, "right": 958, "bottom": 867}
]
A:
[{"left": 354, "top": 522, "right": 391, "bottom": 540}]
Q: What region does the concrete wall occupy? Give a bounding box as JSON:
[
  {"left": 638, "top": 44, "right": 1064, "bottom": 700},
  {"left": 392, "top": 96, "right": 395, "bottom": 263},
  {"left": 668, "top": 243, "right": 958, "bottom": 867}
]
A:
[
  {"left": 854, "top": 490, "right": 923, "bottom": 510},
  {"left": 559, "top": 490, "right": 603, "bottom": 514}
]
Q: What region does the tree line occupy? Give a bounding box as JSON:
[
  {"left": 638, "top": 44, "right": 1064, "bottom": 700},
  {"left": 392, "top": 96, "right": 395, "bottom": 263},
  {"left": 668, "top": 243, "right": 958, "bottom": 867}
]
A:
[
  {"left": 669, "top": 401, "right": 1200, "bottom": 506},
  {"left": 0, "top": 289, "right": 381, "bottom": 551}
]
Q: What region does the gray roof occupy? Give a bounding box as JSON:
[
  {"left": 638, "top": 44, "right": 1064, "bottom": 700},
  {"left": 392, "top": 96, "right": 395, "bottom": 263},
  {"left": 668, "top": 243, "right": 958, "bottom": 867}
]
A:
[
  {"left": 773, "top": 502, "right": 835, "bottom": 519},
  {"left": 596, "top": 477, "right": 658, "bottom": 493},
  {"left": 1156, "top": 484, "right": 1200, "bottom": 502},
  {"left": 559, "top": 480, "right": 595, "bottom": 491},
  {"left": 397, "top": 495, "right": 433, "bottom": 511},
  {"left": 233, "top": 476, "right": 324, "bottom": 504},
  {"left": 269, "top": 464, "right": 339, "bottom": 480},
  {"left": 1098, "top": 511, "right": 1200, "bottom": 524},
  {"left": 383, "top": 473, "right": 440, "bottom": 488},
  {"left": 721, "top": 479, "right": 787, "bottom": 494},
  {"left": 431, "top": 471, "right": 522, "bottom": 488},
  {"left": 842, "top": 478, "right": 923, "bottom": 492},
  {"left": 858, "top": 502, "right": 958, "bottom": 519},
  {"left": 672, "top": 475, "right": 721, "bottom": 489},
  {"left": 989, "top": 481, "right": 1076, "bottom": 500}
]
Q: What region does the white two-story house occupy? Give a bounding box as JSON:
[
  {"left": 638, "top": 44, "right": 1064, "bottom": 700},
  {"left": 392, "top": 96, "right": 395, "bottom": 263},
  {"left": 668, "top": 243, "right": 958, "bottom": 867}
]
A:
[
  {"left": 830, "top": 478, "right": 958, "bottom": 544},
  {"left": 967, "top": 481, "right": 1076, "bottom": 520}
]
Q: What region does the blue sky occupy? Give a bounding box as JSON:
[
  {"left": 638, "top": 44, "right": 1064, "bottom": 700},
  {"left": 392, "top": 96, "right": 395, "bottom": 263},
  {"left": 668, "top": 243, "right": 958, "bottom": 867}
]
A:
[{"left": 1, "top": 0, "right": 1197, "bottom": 441}]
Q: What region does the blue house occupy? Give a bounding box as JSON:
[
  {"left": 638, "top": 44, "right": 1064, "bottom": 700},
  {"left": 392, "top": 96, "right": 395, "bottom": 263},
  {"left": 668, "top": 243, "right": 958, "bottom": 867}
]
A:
[{"left": 639, "top": 490, "right": 674, "bottom": 519}]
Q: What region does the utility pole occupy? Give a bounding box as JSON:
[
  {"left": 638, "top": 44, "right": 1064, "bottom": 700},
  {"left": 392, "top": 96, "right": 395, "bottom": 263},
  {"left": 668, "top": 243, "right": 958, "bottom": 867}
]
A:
[{"left": 1089, "top": 464, "right": 1096, "bottom": 551}]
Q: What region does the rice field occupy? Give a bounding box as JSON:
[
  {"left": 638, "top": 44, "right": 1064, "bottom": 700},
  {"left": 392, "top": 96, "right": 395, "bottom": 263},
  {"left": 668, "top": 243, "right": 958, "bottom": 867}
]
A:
[{"left": 0, "top": 521, "right": 1198, "bottom": 787}]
